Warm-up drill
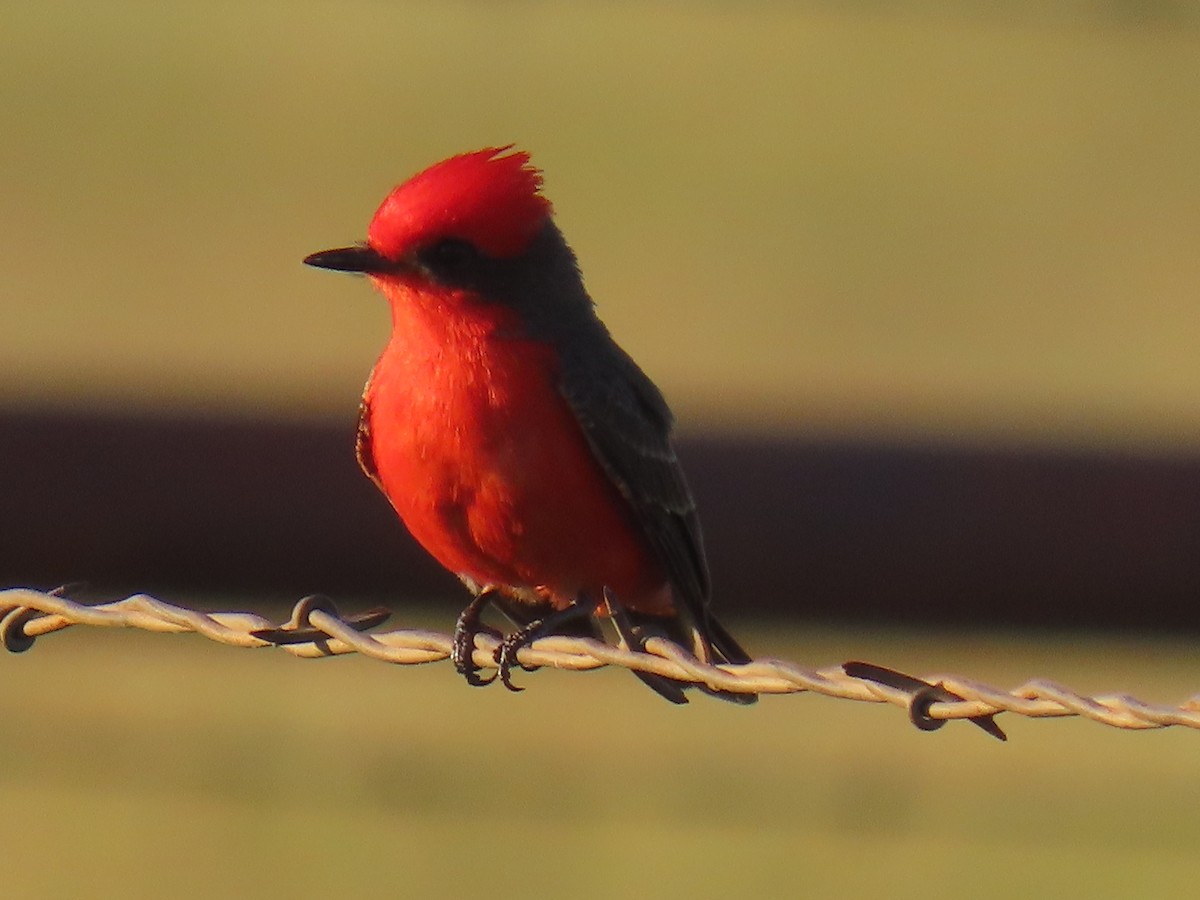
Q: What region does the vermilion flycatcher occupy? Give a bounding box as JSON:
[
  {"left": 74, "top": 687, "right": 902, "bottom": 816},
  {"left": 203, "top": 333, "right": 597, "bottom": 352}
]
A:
[{"left": 304, "top": 147, "right": 754, "bottom": 704}]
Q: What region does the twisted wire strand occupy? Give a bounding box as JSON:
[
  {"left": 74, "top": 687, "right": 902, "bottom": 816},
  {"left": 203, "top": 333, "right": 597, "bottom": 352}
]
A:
[{"left": 3, "top": 587, "right": 1198, "bottom": 734}]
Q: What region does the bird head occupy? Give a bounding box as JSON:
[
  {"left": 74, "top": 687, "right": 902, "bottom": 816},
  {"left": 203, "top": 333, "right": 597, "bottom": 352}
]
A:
[{"left": 304, "top": 147, "right": 553, "bottom": 281}]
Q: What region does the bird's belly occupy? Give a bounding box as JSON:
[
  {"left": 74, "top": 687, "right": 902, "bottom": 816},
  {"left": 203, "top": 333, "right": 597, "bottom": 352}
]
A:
[{"left": 366, "top": 339, "right": 671, "bottom": 614}]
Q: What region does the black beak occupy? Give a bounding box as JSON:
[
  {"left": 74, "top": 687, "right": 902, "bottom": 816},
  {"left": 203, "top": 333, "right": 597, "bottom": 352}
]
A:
[{"left": 303, "top": 245, "right": 397, "bottom": 274}]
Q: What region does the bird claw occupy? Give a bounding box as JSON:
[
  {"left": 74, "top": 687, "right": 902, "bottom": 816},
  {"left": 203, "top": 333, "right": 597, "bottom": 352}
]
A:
[
  {"left": 493, "top": 621, "right": 545, "bottom": 692},
  {"left": 452, "top": 590, "right": 502, "bottom": 687},
  {"left": 491, "top": 595, "right": 601, "bottom": 692}
]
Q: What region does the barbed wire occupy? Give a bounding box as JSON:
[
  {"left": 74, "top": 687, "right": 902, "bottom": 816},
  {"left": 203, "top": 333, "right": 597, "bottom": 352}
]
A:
[{"left": 3, "top": 586, "right": 1198, "bottom": 738}]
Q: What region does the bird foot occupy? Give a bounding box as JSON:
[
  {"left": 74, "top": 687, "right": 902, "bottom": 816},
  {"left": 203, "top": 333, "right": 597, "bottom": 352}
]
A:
[
  {"left": 492, "top": 595, "right": 602, "bottom": 692},
  {"left": 493, "top": 619, "right": 547, "bottom": 692},
  {"left": 452, "top": 590, "right": 503, "bottom": 687}
]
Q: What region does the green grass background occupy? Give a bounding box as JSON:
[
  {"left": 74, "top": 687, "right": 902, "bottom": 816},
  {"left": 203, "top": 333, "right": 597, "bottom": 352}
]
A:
[
  {"left": 3, "top": 619, "right": 1199, "bottom": 898},
  {"left": 4, "top": 3, "right": 1200, "bottom": 895},
  {"left": 4, "top": 1, "right": 1199, "bottom": 448}
]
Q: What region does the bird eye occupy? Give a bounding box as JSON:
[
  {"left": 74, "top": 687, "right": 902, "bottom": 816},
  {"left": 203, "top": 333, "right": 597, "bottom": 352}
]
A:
[{"left": 419, "top": 238, "right": 479, "bottom": 278}]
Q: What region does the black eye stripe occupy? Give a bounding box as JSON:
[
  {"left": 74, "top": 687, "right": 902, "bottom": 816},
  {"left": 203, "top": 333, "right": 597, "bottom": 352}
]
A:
[{"left": 418, "top": 238, "right": 480, "bottom": 274}]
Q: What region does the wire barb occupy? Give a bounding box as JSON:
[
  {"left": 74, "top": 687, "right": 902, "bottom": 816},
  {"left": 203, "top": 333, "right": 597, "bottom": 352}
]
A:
[
  {"left": 2, "top": 587, "right": 1198, "bottom": 734},
  {"left": 843, "top": 660, "right": 1008, "bottom": 741}
]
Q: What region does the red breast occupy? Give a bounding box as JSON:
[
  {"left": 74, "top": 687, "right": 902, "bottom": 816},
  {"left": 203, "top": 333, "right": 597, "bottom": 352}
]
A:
[{"left": 365, "top": 274, "right": 674, "bottom": 615}]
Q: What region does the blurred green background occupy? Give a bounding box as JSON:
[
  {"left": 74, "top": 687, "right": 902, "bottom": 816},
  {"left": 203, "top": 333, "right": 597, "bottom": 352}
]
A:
[
  {"left": 5, "top": 0, "right": 1199, "bottom": 447},
  {"left": 4, "top": 625, "right": 1199, "bottom": 898},
  {"left": 4, "top": 1, "right": 1200, "bottom": 896}
]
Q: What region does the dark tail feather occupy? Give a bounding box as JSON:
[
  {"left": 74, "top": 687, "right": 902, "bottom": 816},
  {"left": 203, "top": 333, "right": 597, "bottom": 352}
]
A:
[
  {"left": 491, "top": 594, "right": 754, "bottom": 705},
  {"left": 632, "top": 669, "right": 690, "bottom": 704},
  {"left": 706, "top": 614, "right": 753, "bottom": 666},
  {"left": 696, "top": 613, "right": 757, "bottom": 706},
  {"left": 502, "top": 597, "right": 691, "bottom": 703},
  {"left": 615, "top": 603, "right": 757, "bottom": 706}
]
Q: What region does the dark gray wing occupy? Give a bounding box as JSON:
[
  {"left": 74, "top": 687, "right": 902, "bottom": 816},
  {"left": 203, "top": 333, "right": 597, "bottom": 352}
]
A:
[
  {"left": 558, "top": 336, "right": 755, "bottom": 701},
  {"left": 355, "top": 390, "right": 383, "bottom": 490},
  {"left": 557, "top": 337, "right": 712, "bottom": 625}
]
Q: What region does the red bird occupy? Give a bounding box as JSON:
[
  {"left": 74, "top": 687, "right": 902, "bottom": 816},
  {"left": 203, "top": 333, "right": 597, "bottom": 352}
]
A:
[{"left": 304, "top": 147, "right": 754, "bottom": 704}]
